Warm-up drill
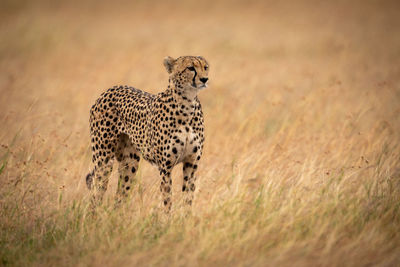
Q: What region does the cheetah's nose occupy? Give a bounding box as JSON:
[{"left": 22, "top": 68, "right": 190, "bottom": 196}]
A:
[{"left": 200, "top": 77, "right": 208, "bottom": 83}]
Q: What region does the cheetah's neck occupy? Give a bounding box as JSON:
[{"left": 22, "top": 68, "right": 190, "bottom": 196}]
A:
[{"left": 163, "top": 85, "right": 198, "bottom": 124}]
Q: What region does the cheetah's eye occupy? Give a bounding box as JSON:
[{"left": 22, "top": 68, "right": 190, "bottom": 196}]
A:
[
  {"left": 204, "top": 66, "right": 208, "bottom": 71},
  {"left": 187, "top": 66, "right": 195, "bottom": 71}
]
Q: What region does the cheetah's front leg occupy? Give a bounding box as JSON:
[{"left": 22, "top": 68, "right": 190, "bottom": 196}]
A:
[
  {"left": 159, "top": 168, "right": 172, "bottom": 212},
  {"left": 182, "top": 159, "right": 200, "bottom": 206}
]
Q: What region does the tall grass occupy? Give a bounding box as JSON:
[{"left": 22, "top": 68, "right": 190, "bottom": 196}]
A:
[{"left": 1, "top": 0, "right": 400, "bottom": 266}]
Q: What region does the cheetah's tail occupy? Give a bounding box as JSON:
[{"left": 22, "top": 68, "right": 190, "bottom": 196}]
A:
[{"left": 86, "top": 170, "right": 94, "bottom": 190}]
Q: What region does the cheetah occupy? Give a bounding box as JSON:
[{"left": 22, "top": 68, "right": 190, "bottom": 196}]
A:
[{"left": 86, "top": 56, "right": 209, "bottom": 212}]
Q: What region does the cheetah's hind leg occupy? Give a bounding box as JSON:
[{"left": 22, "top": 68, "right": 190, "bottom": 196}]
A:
[
  {"left": 115, "top": 133, "right": 141, "bottom": 207},
  {"left": 87, "top": 130, "right": 116, "bottom": 210}
]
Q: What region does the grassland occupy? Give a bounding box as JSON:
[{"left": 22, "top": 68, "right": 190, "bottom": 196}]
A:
[{"left": 1, "top": 0, "right": 400, "bottom": 266}]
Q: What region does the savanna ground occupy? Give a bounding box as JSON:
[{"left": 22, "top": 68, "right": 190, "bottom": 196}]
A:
[{"left": 1, "top": 0, "right": 400, "bottom": 266}]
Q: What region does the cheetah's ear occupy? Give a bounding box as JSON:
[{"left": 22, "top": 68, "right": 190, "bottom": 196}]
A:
[{"left": 163, "top": 56, "right": 176, "bottom": 74}]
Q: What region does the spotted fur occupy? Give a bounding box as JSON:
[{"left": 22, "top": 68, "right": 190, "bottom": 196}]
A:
[{"left": 86, "top": 56, "right": 209, "bottom": 211}]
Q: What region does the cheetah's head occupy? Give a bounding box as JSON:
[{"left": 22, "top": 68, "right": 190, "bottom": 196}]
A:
[{"left": 164, "top": 56, "right": 209, "bottom": 94}]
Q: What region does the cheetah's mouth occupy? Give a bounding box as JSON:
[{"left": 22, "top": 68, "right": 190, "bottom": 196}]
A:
[
  {"left": 197, "top": 83, "right": 208, "bottom": 89},
  {"left": 192, "top": 82, "right": 207, "bottom": 90}
]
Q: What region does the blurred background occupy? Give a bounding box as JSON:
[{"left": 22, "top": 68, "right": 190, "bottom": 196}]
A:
[
  {"left": 1, "top": 0, "right": 400, "bottom": 265},
  {"left": 1, "top": 0, "right": 399, "bottom": 137}
]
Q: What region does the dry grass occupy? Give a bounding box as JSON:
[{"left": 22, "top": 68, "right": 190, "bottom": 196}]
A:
[{"left": 1, "top": 0, "right": 400, "bottom": 266}]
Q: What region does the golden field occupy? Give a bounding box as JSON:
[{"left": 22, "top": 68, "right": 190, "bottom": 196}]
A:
[{"left": 1, "top": 0, "right": 400, "bottom": 266}]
